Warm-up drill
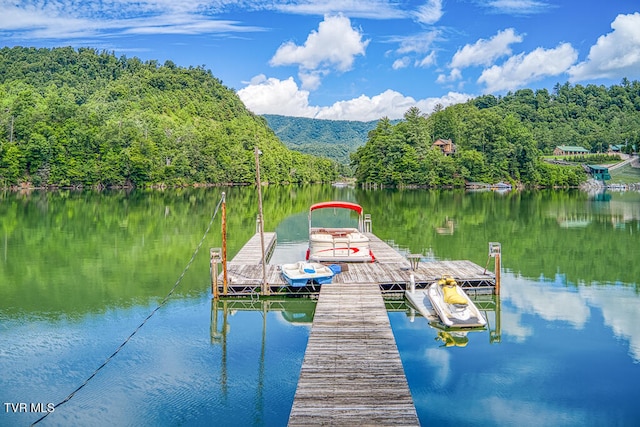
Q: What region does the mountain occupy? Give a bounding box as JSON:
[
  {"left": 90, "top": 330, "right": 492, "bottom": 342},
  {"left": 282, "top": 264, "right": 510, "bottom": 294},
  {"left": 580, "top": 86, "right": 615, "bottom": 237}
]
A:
[
  {"left": 263, "top": 114, "right": 382, "bottom": 164},
  {"left": 0, "top": 46, "right": 339, "bottom": 188}
]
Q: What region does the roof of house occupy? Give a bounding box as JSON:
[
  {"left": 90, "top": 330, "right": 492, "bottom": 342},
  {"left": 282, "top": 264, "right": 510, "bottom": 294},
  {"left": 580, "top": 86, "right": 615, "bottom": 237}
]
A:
[
  {"left": 556, "top": 145, "right": 589, "bottom": 152},
  {"left": 432, "top": 138, "right": 453, "bottom": 145}
]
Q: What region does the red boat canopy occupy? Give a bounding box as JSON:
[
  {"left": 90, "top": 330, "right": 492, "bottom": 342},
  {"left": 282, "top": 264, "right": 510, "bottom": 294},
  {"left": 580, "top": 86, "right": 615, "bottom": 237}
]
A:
[{"left": 309, "top": 201, "right": 363, "bottom": 215}]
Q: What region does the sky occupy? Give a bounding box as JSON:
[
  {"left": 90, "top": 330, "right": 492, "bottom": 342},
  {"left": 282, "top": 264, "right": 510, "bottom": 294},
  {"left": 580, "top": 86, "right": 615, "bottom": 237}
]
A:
[{"left": 1, "top": 1, "right": 640, "bottom": 122}]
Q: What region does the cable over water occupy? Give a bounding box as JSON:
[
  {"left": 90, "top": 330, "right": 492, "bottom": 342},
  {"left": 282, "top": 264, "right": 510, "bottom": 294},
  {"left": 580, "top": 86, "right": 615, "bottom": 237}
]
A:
[{"left": 31, "top": 193, "right": 226, "bottom": 426}]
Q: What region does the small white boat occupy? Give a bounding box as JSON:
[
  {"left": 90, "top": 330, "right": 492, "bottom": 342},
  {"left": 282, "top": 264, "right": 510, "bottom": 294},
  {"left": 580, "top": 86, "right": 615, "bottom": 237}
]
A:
[
  {"left": 307, "top": 201, "right": 375, "bottom": 263},
  {"left": 281, "top": 261, "right": 334, "bottom": 287},
  {"left": 426, "top": 276, "right": 487, "bottom": 328}
]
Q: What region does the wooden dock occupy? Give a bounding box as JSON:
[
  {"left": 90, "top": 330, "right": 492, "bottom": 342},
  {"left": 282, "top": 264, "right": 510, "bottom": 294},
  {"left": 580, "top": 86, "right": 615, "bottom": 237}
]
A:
[
  {"left": 212, "top": 232, "right": 498, "bottom": 425},
  {"left": 288, "top": 283, "right": 420, "bottom": 426},
  {"left": 217, "top": 232, "right": 495, "bottom": 297}
]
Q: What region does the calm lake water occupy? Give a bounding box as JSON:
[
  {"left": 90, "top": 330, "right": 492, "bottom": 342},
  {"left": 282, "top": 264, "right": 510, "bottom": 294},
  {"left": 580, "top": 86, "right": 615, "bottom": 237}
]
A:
[{"left": 1, "top": 186, "right": 639, "bottom": 426}]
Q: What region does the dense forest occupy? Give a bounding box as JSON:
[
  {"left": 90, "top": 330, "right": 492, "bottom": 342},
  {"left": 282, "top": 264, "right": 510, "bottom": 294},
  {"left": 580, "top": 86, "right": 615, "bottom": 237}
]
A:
[
  {"left": 352, "top": 81, "right": 640, "bottom": 188},
  {"left": 1, "top": 47, "right": 638, "bottom": 189},
  {"left": 0, "top": 47, "right": 339, "bottom": 188}
]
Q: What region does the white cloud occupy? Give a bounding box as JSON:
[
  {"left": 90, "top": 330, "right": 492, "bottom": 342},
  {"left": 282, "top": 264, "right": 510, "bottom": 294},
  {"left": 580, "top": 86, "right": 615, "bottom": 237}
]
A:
[
  {"left": 272, "top": 0, "right": 407, "bottom": 19},
  {"left": 0, "top": 0, "right": 262, "bottom": 39},
  {"left": 387, "top": 31, "right": 439, "bottom": 71},
  {"left": 414, "top": 0, "right": 443, "bottom": 25},
  {"left": 315, "top": 89, "right": 418, "bottom": 121},
  {"left": 569, "top": 13, "right": 640, "bottom": 82},
  {"left": 237, "top": 75, "right": 319, "bottom": 117},
  {"left": 416, "top": 51, "right": 437, "bottom": 67},
  {"left": 394, "top": 31, "right": 440, "bottom": 55},
  {"left": 298, "top": 70, "right": 324, "bottom": 90},
  {"left": 269, "top": 14, "right": 369, "bottom": 89},
  {"left": 437, "top": 68, "right": 462, "bottom": 84},
  {"left": 478, "top": 43, "right": 577, "bottom": 93},
  {"left": 484, "top": 0, "right": 551, "bottom": 14},
  {"left": 237, "top": 75, "right": 472, "bottom": 121},
  {"left": 392, "top": 57, "right": 412, "bottom": 70},
  {"left": 450, "top": 28, "right": 523, "bottom": 69},
  {"left": 415, "top": 91, "right": 472, "bottom": 113}
]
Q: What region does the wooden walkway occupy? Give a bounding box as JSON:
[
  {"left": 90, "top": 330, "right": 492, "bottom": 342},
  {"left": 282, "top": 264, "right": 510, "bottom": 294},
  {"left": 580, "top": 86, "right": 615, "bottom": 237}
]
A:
[
  {"left": 227, "top": 232, "right": 277, "bottom": 265},
  {"left": 288, "top": 283, "right": 420, "bottom": 426}
]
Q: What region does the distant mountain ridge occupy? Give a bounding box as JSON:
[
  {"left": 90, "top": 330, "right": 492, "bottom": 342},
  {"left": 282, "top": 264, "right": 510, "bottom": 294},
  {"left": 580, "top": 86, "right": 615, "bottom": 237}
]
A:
[{"left": 262, "top": 114, "right": 384, "bottom": 164}]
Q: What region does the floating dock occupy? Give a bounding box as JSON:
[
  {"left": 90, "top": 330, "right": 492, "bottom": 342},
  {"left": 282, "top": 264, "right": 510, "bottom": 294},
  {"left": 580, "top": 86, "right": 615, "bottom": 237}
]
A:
[
  {"left": 288, "top": 283, "right": 419, "bottom": 426},
  {"left": 211, "top": 232, "right": 497, "bottom": 425},
  {"left": 215, "top": 232, "right": 496, "bottom": 297}
]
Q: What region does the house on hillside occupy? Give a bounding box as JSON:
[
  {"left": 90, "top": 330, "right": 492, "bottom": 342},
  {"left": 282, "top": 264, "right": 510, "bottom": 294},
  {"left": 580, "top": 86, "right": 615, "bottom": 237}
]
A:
[
  {"left": 553, "top": 145, "right": 589, "bottom": 156},
  {"left": 608, "top": 144, "right": 623, "bottom": 155},
  {"left": 432, "top": 138, "right": 456, "bottom": 156},
  {"left": 586, "top": 165, "right": 611, "bottom": 181}
]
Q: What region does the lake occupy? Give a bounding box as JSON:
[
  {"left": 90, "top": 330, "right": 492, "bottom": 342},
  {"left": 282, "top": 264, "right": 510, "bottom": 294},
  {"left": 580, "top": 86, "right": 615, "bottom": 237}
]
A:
[{"left": 1, "top": 186, "right": 639, "bottom": 426}]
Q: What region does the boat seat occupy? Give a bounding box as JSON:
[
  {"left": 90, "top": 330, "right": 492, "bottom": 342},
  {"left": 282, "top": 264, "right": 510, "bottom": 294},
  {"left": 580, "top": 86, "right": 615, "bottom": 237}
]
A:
[
  {"left": 443, "top": 285, "right": 467, "bottom": 305},
  {"left": 299, "top": 263, "right": 316, "bottom": 274}
]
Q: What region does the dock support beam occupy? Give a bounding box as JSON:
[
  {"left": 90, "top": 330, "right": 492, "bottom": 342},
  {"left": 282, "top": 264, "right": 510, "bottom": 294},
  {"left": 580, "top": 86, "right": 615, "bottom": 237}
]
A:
[
  {"left": 210, "top": 248, "right": 221, "bottom": 299},
  {"left": 221, "top": 192, "right": 228, "bottom": 296},
  {"left": 255, "top": 146, "right": 269, "bottom": 296}
]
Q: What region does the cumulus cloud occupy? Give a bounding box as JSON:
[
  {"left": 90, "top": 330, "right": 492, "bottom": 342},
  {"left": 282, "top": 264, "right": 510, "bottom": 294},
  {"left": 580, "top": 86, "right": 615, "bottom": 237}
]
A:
[
  {"left": 237, "top": 75, "right": 471, "bottom": 121},
  {"left": 269, "top": 14, "right": 369, "bottom": 89},
  {"left": 478, "top": 42, "right": 577, "bottom": 93},
  {"left": 315, "top": 90, "right": 418, "bottom": 121},
  {"left": 450, "top": 28, "right": 523, "bottom": 69},
  {"left": 236, "top": 75, "right": 319, "bottom": 117},
  {"left": 569, "top": 13, "right": 640, "bottom": 82},
  {"left": 437, "top": 68, "right": 462, "bottom": 84}
]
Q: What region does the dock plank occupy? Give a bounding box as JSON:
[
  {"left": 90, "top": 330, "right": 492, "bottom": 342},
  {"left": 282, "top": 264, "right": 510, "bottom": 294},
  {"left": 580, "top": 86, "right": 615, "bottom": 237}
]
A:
[
  {"left": 227, "top": 232, "right": 277, "bottom": 265},
  {"left": 288, "top": 283, "right": 420, "bottom": 426}
]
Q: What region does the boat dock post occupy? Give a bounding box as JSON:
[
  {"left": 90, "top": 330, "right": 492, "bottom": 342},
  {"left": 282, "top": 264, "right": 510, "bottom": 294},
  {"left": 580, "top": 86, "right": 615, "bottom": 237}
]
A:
[
  {"left": 210, "top": 247, "right": 221, "bottom": 299},
  {"left": 489, "top": 242, "right": 501, "bottom": 294}
]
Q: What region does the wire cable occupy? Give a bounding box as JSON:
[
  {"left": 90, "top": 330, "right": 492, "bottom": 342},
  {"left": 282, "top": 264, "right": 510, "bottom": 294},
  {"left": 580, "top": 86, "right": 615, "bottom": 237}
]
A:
[{"left": 31, "top": 193, "right": 225, "bottom": 426}]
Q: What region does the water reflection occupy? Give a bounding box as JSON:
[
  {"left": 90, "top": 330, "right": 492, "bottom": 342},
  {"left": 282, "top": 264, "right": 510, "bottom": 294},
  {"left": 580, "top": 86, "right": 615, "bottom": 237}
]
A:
[
  {"left": 394, "top": 271, "right": 640, "bottom": 426},
  {"left": 2, "top": 187, "right": 639, "bottom": 426},
  {"left": 499, "top": 273, "right": 640, "bottom": 363},
  {"left": 579, "top": 285, "right": 640, "bottom": 362},
  {"left": 503, "top": 274, "right": 590, "bottom": 329},
  {"left": 208, "top": 297, "right": 315, "bottom": 425}
]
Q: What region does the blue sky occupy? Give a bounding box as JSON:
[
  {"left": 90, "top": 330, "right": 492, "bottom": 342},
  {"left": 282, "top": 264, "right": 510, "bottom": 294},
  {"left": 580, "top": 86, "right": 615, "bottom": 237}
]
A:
[{"left": 1, "top": 1, "right": 639, "bottom": 121}]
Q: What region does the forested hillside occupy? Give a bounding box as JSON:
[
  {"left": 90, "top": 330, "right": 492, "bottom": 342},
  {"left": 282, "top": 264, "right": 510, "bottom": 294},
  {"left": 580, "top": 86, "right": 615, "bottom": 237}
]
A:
[
  {"left": 263, "top": 114, "right": 379, "bottom": 164},
  {"left": 352, "top": 81, "right": 640, "bottom": 188},
  {"left": 0, "top": 47, "right": 339, "bottom": 188}
]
